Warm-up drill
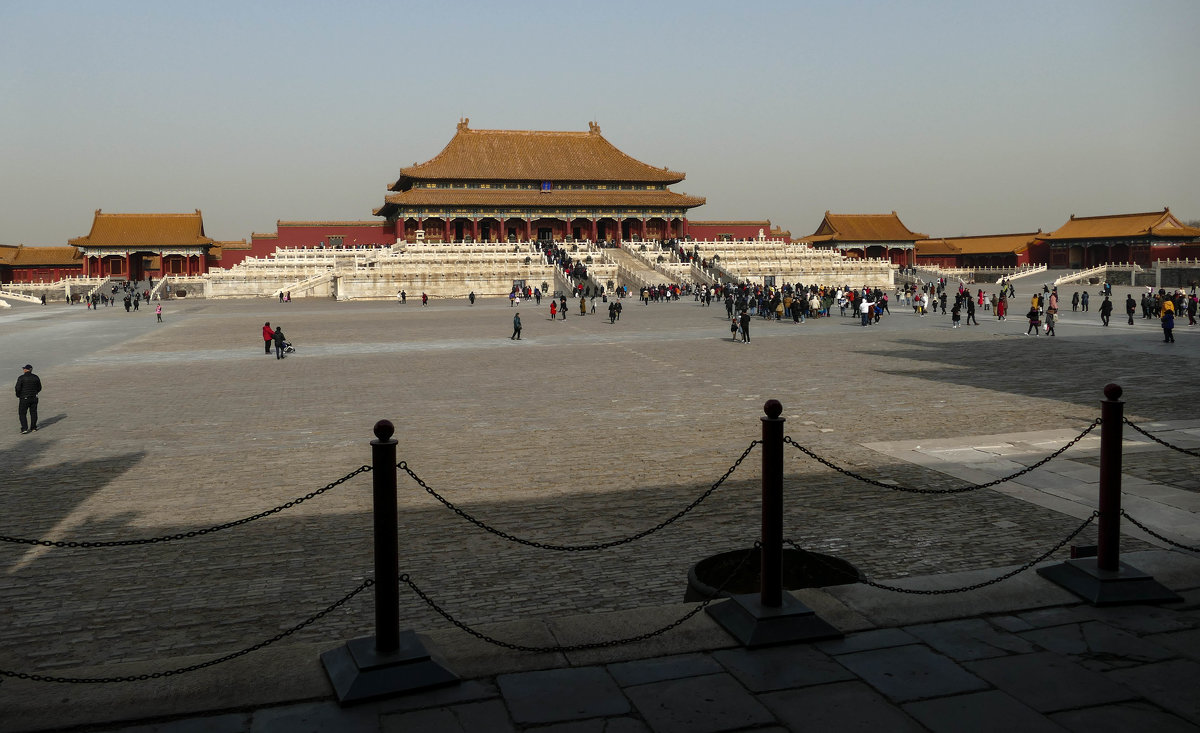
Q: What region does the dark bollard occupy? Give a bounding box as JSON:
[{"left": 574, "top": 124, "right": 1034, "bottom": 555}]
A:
[
  {"left": 372, "top": 420, "right": 401, "bottom": 653},
  {"left": 761, "top": 399, "right": 785, "bottom": 608},
  {"left": 321, "top": 420, "right": 458, "bottom": 704},
  {"left": 706, "top": 400, "right": 842, "bottom": 647},
  {"left": 1037, "top": 385, "right": 1181, "bottom": 605},
  {"left": 1097, "top": 384, "right": 1123, "bottom": 571}
]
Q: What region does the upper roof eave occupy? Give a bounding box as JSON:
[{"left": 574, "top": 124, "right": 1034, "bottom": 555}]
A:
[{"left": 387, "top": 121, "right": 687, "bottom": 189}]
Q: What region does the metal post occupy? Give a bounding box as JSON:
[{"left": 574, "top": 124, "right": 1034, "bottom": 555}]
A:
[
  {"left": 1097, "top": 384, "right": 1123, "bottom": 572},
  {"left": 761, "top": 400, "right": 785, "bottom": 608},
  {"left": 372, "top": 419, "right": 400, "bottom": 652}
]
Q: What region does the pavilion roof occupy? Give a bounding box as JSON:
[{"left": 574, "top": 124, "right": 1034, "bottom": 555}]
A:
[
  {"left": 1038, "top": 208, "right": 1200, "bottom": 241},
  {"left": 375, "top": 187, "right": 705, "bottom": 216},
  {"left": 208, "top": 240, "right": 250, "bottom": 259},
  {"left": 801, "top": 211, "right": 928, "bottom": 243},
  {"left": 69, "top": 210, "right": 215, "bottom": 248},
  {"left": 0, "top": 244, "right": 82, "bottom": 266},
  {"left": 389, "top": 121, "right": 686, "bottom": 188},
  {"left": 916, "top": 232, "right": 1039, "bottom": 256}
]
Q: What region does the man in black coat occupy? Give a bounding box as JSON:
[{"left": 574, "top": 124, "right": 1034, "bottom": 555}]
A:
[{"left": 16, "top": 364, "right": 41, "bottom": 434}]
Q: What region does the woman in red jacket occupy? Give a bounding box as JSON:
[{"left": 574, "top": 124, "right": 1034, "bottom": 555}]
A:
[{"left": 263, "top": 322, "right": 275, "bottom": 355}]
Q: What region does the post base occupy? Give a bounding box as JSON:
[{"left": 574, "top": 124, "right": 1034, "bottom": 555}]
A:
[
  {"left": 321, "top": 631, "right": 459, "bottom": 705},
  {"left": 1037, "top": 558, "right": 1182, "bottom": 606},
  {"left": 706, "top": 592, "right": 842, "bottom": 648}
]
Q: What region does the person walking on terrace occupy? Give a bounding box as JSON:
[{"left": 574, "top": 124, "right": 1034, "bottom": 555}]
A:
[{"left": 16, "top": 364, "right": 41, "bottom": 434}]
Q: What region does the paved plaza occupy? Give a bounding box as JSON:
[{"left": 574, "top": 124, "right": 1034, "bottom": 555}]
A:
[{"left": 1, "top": 285, "right": 1198, "bottom": 731}]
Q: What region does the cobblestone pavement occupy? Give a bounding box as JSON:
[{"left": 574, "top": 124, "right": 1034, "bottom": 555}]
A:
[{"left": 0, "top": 285, "right": 1197, "bottom": 681}]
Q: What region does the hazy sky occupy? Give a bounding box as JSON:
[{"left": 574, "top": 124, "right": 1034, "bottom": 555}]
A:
[{"left": 2, "top": 1, "right": 1198, "bottom": 246}]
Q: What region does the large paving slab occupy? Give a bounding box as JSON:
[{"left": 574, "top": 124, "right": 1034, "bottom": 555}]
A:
[{"left": 1, "top": 290, "right": 1198, "bottom": 730}]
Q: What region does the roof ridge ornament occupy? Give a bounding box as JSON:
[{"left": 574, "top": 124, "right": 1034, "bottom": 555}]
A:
[
  {"left": 457, "top": 117, "right": 470, "bottom": 132},
  {"left": 589, "top": 121, "right": 600, "bottom": 134}
]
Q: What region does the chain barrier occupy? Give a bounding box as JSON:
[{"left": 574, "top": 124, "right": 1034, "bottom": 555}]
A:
[
  {"left": 398, "top": 441, "right": 760, "bottom": 551},
  {"left": 399, "top": 544, "right": 758, "bottom": 653},
  {"left": 0, "top": 465, "right": 373, "bottom": 549},
  {"left": 783, "top": 419, "right": 1101, "bottom": 495},
  {"left": 0, "top": 578, "right": 374, "bottom": 684},
  {"left": 1122, "top": 418, "right": 1200, "bottom": 458},
  {"left": 1120, "top": 510, "right": 1200, "bottom": 553},
  {"left": 785, "top": 512, "right": 1097, "bottom": 595}
]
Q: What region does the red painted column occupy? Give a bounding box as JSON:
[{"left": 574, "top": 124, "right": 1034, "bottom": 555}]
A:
[
  {"left": 472, "top": 218, "right": 479, "bottom": 242},
  {"left": 590, "top": 218, "right": 598, "bottom": 243},
  {"left": 682, "top": 218, "right": 689, "bottom": 239}
]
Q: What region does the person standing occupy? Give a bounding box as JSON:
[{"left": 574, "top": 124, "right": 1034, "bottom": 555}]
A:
[
  {"left": 739, "top": 309, "right": 751, "bottom": 343},
  {"left": 273, "top": 326, "right": 287, "bottom": 359},
  {"left": 469, "top": 291, "right": 476, "bottom": 306},
  {"left": 1026, "top": 306, "right": 1041, "bottom": 336},
  {"left": 1126, "top": 294, "right": 1136, "bottom": 325},
  {"left": 421, "top": 292, "right": 428, "bottom": 307},
  {"left": 1162, "top": 301, "right": 1176, "bottom": 343},
  {"left": 263, "top": 322, "right": 275, "bottom": 354},
  {"left": 511, "top": 312, "right": 522, "bottom": 340},
  {"left": 1081, "top": 291, "right": 1090, "bottom": 312},
  {"left": 550, "top": 301, "right": 557, "bottom": 320},
  {"left": 966, "top": 296, "right": 978, "bottom": 325},
  {"left": 1045, "top": 308, "right": 1057, "bottom": 336},
  {"left": 1099, "top": 296, "right": 1113, "bottom": 327},
  {"left": 156, "top": 303, "right": 163, "bottom": 323},
  {"left": 16, "top": 364, "right": 41, "bottom": 434}
]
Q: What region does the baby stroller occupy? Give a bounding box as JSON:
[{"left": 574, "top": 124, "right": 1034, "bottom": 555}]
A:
[{"left": 282, "top": 340, "right": 296, "bottom": 354}]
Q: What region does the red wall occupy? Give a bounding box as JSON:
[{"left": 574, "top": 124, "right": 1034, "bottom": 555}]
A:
[
  {"left": 687, "top": 223, "right": 789, "bottom": 242},
  {"left": 3, "top": 265, "right": 83, "bottom": 284},
  {"left": 1151, "top": 243, "right": 1200, "bottom": 262},
  {"left": 275, "top": 224, "right": 395, "bottom": 248}
]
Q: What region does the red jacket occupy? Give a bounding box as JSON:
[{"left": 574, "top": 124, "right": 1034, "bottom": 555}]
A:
[{"left": 263, "top": 325, "right": 274, "bottom": 341}]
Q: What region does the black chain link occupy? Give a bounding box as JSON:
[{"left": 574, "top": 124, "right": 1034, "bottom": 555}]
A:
[
  {"left": 398, "top": 441, "right": 760, "bottom": 551},
  {"left": 400, "top": 545, "right": 759, "bottom": 653},
  {"left": 785, "top": 512, "right": 1097, "bottom": 595},
  {"left": 0, "top": 465, "right": 372, "bottom": 549},
  {"left": 1122, "top": 418, "right": 1200, "bottom": 458},
  {"left": 1120, "top": 510, "right": 1200, "bottom": 553},
  {"left": 783, "top": 420, "right": 1101, "bottom": 494},
  {"left": 0, "top": 578, "right": 374, "bottom": 684}
]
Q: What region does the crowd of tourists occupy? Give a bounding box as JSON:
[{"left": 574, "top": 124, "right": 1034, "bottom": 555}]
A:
[{"left": 81, "top": 279, "right": 157, "bottom": 310}]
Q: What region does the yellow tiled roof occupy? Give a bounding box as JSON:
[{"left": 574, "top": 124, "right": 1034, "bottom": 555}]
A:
[
  {"left": 916, "top": 232, "right": 1038, "bottom": 256},
  {"left": 807, "top": 211, "right": 928, "bottom": 242},
  {"left": 208, "top": 239, "right": 250, "bottom": 259},
  {"left": 69, "top": 210, "right": 215, "bottom": 247},
  {"left": 0, "top": 245, "right": 82, "bottom": 266},
  {"left": 1039, "top": 208, "right": 1200, "bottom": 240},
  {"left": 390, "top": 121, "right": 686, "bottom": 186}
]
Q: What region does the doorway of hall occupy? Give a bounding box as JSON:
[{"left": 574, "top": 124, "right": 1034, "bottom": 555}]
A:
[{"left": 537, "top": 227, "right": 553, "bottom": 242}]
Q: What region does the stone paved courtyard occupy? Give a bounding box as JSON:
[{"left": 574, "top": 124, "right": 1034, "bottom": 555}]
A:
[{"left": 1, "top": 285, "right": 1197, "bottom": 677}]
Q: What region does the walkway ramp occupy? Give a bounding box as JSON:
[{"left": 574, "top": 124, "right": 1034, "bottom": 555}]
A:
[
  {"left": 273, "top": 270, "right": 335, "bottom": 297},
  {"left": 0, "top": 290, "right": 43, "bottom": 304},
  {"left": 603, "top": 247, "right": 665, "bottom": 290}
]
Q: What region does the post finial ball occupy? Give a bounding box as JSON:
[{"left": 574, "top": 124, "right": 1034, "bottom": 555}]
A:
[
  {"left": 373, "top": 419, "right": 395, "bottom": 441},
  {"left": 764, "top": 399, "right": 783, "bottom": 419},
  {"left": 1103, "top": 383, "right": 1123, "bottom": 401}
]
